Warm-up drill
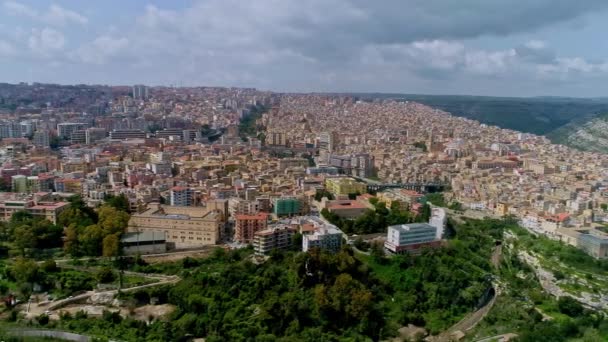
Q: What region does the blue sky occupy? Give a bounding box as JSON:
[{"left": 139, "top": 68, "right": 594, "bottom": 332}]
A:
[{"left": 1, "top": 0, "right": 608, "bottom": 97}]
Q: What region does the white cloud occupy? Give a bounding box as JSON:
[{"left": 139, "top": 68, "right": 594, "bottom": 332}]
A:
[
  {"left": 525, "top": 40, "right": 547, "bottom": 50},
  {"left": 465, "top": 49, "right": 517, "bottom": 75},
  {"left": 28, "top": 28, "right": 66, "bottom": 56},
  {"left": 45, "top": 4, "right": 87, "bottom": 26},
  {"left": 71, "top": 36, "right": 129, "bottom": 65},
  {"left": 3, "top": 1, "right": 87, "bottom": 26}
]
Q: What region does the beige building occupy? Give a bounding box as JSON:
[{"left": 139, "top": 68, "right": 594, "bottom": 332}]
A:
[{"left": 128, "top": 201, "right": 226, "bottom": 248}]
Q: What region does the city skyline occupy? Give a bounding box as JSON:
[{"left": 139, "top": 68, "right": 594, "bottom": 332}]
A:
[{"left": 1, "top": 1, "right": 608, "bottom": 97}]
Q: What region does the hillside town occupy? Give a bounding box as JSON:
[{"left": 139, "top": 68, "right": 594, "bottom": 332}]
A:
[{"left": 0, "top": 83, "right": 606, "bottom": 260}]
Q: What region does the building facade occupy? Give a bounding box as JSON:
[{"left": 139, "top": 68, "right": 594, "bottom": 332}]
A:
[
  {"left": 253, "top": 225, "right": 296, "bottom": 255},
  {"left": 384, "top": 223, "right": 442, "bottom": 254},
  {"left": 128, "top": 203, "right": 224, "bottom": 248},
  {"left": 235, "top": 213, "right": 268, "bottom": 243}
]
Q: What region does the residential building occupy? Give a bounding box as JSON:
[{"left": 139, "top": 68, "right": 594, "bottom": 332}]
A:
[
  {"left": 133, "top": 84, "right": 149, "bottom": 100},
  {"left": 235, "top": 213, "right": 268, "bottom": 243},
  {"left": 302, "top": 225, "right": 343, "bottom": 253},
  {"left": 324, "top": 177, "right": 367, "bottom": 196},
  {"left": 273, "top": 197, "right": 302, "bottom": 217},
  {"left": 32, "top": 131, "right": 50, "bottom": 147},
  {"left": 253, "top": 224, "right": 296, "bottom": 255},
  {"left": 170, "top": 186, "right": 194, "bottom": 206},
  {"left": 0, "top": 200, "right": 69, "bottom": 224}
]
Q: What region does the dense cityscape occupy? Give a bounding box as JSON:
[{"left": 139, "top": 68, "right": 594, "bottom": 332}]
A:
[{"left": 0, "top": 82, "right": 605, "bottom": 341}]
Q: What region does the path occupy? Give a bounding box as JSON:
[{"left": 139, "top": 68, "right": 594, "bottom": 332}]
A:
[{"left": 23, "top": 273, "right": 180, "bottom": 318}]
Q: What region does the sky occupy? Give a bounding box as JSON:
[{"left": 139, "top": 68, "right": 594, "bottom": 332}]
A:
[{"left": 1, "top": 1, "right": 608, "bottom": 97}]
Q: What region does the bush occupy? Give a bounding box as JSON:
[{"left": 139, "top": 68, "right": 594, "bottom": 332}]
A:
[
  {"left": 41, "top": 259, "right": 59, "bottom": 273},
  {"left": 96, "top": 267, "right": 116, "bottom": 284},
  {"left": 37, "top": 314, "right": 50, "bottom": 325},
  {"left": 557, "top": 296, "right": 584, "bottom": 317}
]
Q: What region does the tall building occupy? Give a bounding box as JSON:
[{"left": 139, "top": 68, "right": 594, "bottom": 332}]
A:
[
  {"left": 235, "top": 213, "right": 268, "bottom": 243},
  {"left": 32, "top": 131, "right": 50, "bottom": 147},
  {"left": 85, "top": 128, "right": 107, "bottom": 144},
  {"left": 273, "top": 197, "right": 303, "bottom": 217},
  {"left": 384, "top": 223, "right": 442, "bottom": 254},
  {"left": 57, "top": 123, "right": 87, "bottom": 139},
  {"left": 170, "top": 186, "right": 194, "bottom": 206},
  {"left": 253, "top": 225, "right": 296, "bottom": 255},
  {"left": 132, "top": 85, "right": 149, "bottom": 100},
  {"left": 11, "top": 175, "right": 27, "bottom": 193},
  {"left": 350, "top": 153, "right": 374, "bottom": 178},
  {"left": 318, "top": 131, "right": 337, "bottom": 152}
]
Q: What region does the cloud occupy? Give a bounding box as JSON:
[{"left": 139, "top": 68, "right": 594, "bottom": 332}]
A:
[
  {"left": 3, "top": 1, "right": 87, "bottom": 26},
  {"left": 28, "top": 27, "right": 65, "bottom": 56},
  {"left": 0, "top": 39, "right": 17, "bottom": 57},
  {"left": 71, "top": 36, "right": 129, "bottom": 64}
]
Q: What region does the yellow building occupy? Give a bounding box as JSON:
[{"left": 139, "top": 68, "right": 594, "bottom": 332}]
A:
[
  {"left": 495, "top": 202, "right": 509, "bottom": 216},
  {"left": 325, "top": 177, "right": 367, "bottom": 196},
  {"left": 128, "top": 200, "right": 227, "bottom": 249}
]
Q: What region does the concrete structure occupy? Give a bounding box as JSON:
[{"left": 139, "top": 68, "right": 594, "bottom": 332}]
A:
[
  {"left": 302, "top": 225, "right": 343, "bottom": 253},
  {"left": 324, "top": 177, "right": 367, "bottom": 196},
  {"left": 253, "top": 225, "right": 296, "bottom": 255},
  {"left": 326, "top": 199, "right": 368, "bottom": 219},
  {"left": 109, "top": 129, "right": 146, "bottom": 140},
  {"left": 132, "top": 84, "right": 149, "bottom": 100},
  {"left": 578, "top": 232, "right": 608, "bottom": 259},
  {"left": 128, "top": 203, "right": 224, "bottom": 248},
  {"left": 121, "top": 231, "right": 167, "bottom": 255},
  {"left": 57, "top": 123, "right": 87, "bottom": 139},
  {"left": 384, "top": 223, "right": 442, "bottom": 254},
  {"left": 32, "top": 131, "right": 50, "bottom": 147},
  {"left": 170, "top": 186, "right": 194, "bottom": 207},
  {"left": 11, "top": 175, "right": 27, "bottom": 193},
  {"left": 85, "top": 128, "right": 107, "bottom": 145},
  {"left": 235, "top": 213, "right": 268, "bottom": 243},
  {"left": 273, "top": 197, "right": 302, "bottom": 217},
  {"left": 0, "top": 200, "right": 69, "bottom": 224}
]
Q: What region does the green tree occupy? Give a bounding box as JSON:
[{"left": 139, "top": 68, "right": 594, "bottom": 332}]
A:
[
  {"left": 13, "top": 224, "right": 36, "bottom": 256},
  {"left": 102, "top": 234, "right": 121, "bottom": 258}
]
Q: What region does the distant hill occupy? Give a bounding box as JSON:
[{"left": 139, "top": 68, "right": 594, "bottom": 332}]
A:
[
  {"left": 349, "top": 93, "right": 608, "bottom": 152},
  {"left": 352, "top": 93, "right": 608, "bottom": 136},
  {"left": 547, "top": 113, "right": 608, "bottom": 153}
]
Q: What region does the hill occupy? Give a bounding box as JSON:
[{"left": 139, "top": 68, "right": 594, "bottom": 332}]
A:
[{"left": 352, "top": 93, "right": 608, "bottom": 136}]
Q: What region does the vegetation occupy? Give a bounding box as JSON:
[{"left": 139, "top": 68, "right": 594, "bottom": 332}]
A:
[
  {"left": 60, "top": 195, "right": 130, "bottom": 257},
  {"left": 321, "top": 200, "right": 416, "bottom": 234},
  {"left": 0, "top": 217, "right": 508, "bottom": 341}
]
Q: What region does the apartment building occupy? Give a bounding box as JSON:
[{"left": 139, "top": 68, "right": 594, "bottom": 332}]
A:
[
  {"left": 253, "top": 225, "right": 296, "bottom": 255},
  {"left": 235, "top": 213, "right": 268, "bottom": 243},
  {"left": 0, "top": 200, "right": 69, "bottom": 224}
]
